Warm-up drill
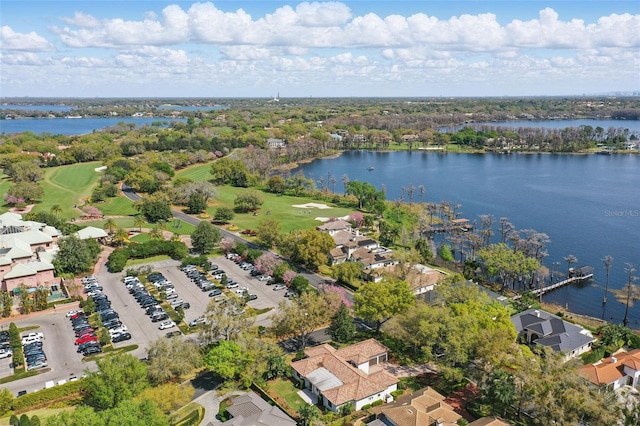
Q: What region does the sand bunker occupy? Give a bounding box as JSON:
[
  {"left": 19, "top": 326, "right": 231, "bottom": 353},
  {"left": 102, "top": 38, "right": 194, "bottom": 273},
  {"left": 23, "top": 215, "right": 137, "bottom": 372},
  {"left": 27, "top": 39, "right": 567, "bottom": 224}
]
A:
[
  {"left": 315, "top": 215, "right": 350, "bottom": 222},
  {"left": 292, "top": 203, "right": 331, "bottom": 209}
]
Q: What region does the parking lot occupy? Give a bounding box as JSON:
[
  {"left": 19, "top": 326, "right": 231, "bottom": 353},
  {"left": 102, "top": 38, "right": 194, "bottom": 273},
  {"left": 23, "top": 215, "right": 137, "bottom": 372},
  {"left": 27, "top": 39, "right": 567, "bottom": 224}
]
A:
[{"left": 2, "top": 253, "right": 288, "bottom": 395}]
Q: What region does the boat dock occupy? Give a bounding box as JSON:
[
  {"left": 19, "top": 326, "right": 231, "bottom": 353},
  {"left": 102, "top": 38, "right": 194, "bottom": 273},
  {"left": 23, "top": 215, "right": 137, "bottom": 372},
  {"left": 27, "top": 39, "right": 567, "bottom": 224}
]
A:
[{"left": 513, "top": 266, "right": 594, "bottom": 299}]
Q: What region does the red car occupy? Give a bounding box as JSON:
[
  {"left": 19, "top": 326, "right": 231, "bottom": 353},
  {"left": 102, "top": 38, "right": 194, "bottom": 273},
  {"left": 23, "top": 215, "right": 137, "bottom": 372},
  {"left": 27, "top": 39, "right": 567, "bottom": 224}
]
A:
[{"left": 75, "top": 334, "right": 98, "bottom": 345}]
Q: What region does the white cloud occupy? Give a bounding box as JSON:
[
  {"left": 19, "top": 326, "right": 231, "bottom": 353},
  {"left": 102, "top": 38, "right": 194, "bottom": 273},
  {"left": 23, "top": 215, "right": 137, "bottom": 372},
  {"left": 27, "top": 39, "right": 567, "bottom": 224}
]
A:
[
  {"left": 0, "top": 26, "right": 54, "bottom": 51},
  {"left": 60, "top": 12, "right": 101, "bottom": 29},
  {"left": 1, "top": 52, "right": 44, "bottom": 65}
]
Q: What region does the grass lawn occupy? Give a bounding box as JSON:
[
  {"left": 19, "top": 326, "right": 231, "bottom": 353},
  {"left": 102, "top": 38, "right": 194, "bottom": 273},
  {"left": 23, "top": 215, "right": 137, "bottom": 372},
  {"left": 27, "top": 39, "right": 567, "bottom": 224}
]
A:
[
  {"left": 126, "top": 255, "right": 171, "bottom": 266},
  {"left": 81, "top": 218, "right": 195, "bottom": 236},
  {"left": 98, "top": 196, "right": 137, "bottom": 216},
  {"left": 0, "top": 407, "right": 74, "bottom": 425},
  {"left": 266, "top": 377, "right": 306, "bottom": 413},
  {"left": 175, "top": 162, "right": 212, "bottom": 182},
  {"left": 0, "top": 174, "right": 13, "bottom": 214},
  {"left": 209, "top": 186, "right": 354, "bottom": 233},
  {"left": 32, "top": 162, "right": 103, "bottom": 219}
]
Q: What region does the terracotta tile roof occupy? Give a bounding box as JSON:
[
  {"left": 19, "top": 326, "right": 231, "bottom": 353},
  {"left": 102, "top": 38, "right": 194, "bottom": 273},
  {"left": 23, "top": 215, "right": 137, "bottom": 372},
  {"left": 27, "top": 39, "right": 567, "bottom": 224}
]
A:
[
  {"left": 371, "top": 387, "right": 461, "bottom": 426},
  {"left": 291, "top": 340, "right": 398, "bottom": 406},
  {"left": 468, "top": 417, "right": 511, "bottom": 426},
  {"left": 578, "top": 349, "right": 640, "bottom": 386}
]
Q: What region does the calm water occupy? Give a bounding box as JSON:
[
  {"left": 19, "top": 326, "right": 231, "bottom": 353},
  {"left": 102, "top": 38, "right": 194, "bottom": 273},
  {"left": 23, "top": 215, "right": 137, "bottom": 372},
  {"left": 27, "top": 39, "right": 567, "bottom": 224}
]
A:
[
  {"left": 297, "top": 151, "right": 640, "bottom": 326},
  {"left": 0, "top": 117, "right": 185, "bottom": 135}
]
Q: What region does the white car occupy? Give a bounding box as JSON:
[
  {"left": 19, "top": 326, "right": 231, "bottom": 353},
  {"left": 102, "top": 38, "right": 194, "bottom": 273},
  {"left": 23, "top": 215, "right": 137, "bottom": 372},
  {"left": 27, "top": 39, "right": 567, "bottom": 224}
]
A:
[
  {"left": 66, "top": 309, "right": 83, "bottom": 318},
  {"left": 273, "top": 284, "right": 286, "bottom": 291},
  {"left": 258, "top": 275, "right": 272, "bottom": 282},
  {"left": 226, "top": 282, "right": 239, "bottom": 289},
  {"left": 0, "top": 349, "right": 13, "bottom": 359},
  {"left": 189, "top": 317, "right": 206, "bottom": 327},
  {"left": 169, "top": 298, "right": 185, "bottom": 307},
  {"left": 234, "top": 287, "right": 248, "bottom": 294},
  {"left": 158, "top": 321, "right": 176, "bottom": 330},
  {"left": 108, "top": 326, "right": 128, "bottom": 335}
]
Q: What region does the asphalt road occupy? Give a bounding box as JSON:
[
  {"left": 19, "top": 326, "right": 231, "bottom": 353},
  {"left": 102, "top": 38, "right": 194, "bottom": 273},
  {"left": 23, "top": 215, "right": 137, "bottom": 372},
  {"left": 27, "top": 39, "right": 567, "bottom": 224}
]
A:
[{"left": 121, "top": 184, "right": 352, "bottom": 304}]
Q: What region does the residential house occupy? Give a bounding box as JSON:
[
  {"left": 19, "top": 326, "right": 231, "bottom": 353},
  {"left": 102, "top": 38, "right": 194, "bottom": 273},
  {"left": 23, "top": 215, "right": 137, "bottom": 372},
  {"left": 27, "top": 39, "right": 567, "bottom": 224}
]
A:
[
  {"left": 317, "top": 219, "right": 352, "bottom": 236},
  {"left": 0, "top": 212, "right": 61, "bottom": 294},
  {"left": 75, "top": 226, "right": 108, "bottom": 241},
  {"left": 404, "top": 264, "right": 447, "bottom": 295},
  {"left": 291, "top": 339, "right": 398, "bottom": 412},
  {"left": 511, "top": 309, "right": 595, "bottom": 360},
  {"left": 221, "top": 391, "right": 296, "bottom": 426},
  {"left": 468, "top": 417, "right": 511, "bottom": 426},
  {"left": 578, "top": 349, "right": 640, "bottom": 390},
  {"left": 367, "top": 386, "right": 461, "bottom": 426},
  {"left": 266, "top": 138, "right": 286, "bottom": 148}
]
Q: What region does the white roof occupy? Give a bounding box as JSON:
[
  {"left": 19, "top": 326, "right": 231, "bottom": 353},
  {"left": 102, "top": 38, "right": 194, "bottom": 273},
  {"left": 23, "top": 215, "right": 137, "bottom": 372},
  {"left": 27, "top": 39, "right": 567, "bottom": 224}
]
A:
[
  {"left": 307, "top": 367, "right": 343, "bottom": 391},
  {"left": 4, "top": 260, "right": 54, "bottom": 279},
  {"left": 76, "top": 226, "right": 108, "bottom": 240}
]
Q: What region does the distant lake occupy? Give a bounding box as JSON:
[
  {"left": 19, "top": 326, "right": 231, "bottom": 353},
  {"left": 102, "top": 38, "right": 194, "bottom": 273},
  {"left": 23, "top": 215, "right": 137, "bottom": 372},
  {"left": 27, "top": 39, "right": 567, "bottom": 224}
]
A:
[
  {"left": 1, "top": 104, "right": 73, "bottom": 112},
  {"left": 296, "top": 151, "right": 640, "bottom": 327},
  {"left": 156, "top": 105, "right": 228, "bottom": 111},
  {"left": 0, "top": 117, "right": 186, "bottom": 135}
]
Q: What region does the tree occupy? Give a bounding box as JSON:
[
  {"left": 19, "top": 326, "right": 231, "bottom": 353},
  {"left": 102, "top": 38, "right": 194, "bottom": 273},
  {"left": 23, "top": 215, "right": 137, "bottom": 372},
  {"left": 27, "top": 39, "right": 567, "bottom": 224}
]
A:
[
  {"left": 186, "top": 193, "right": 206, "bottom": 214},
  {"left": 354, "top": 278, "right": 415, "bottom": 333},
  {"left": 332, "top": 261, "right": 363, "bottom": 286},
  {"left": 270, "top": 292, "right": 332, "bottom": 350},
  {"left": 602, "top": 255, "right": 613, "bottom": 303},
  {"left": 16, "top": 284, "right": 33, "bottom": 314},
  {"left": 133, "top": 214, "right": 146, "bottom": 232},
  {"left": 146, "top": 338, "right": 203, "bottom": 385},
  {"left": 33, "top": 287, "right": 48, "bottom": 311},
  {"left": 191, "top": 221, "right": 221, "bottom": 254},
  {"left": 564, "top": 254, "right": 578, "bottom": 277},
  {"left": 0, "top": 388, "right": 14, "bottom": 416},
  {"left": 620, "top": 264, "right": 639, "bottom": 327},
  {"left": 329, "top": 303, "right": 356, "bottom": 343},
  {"left": 279, "top": 229, "right": 334, "bottom": 271},
  {"left": 345, "top": 180, "right": 385, "bottom": 210},
  {"left": 8, "top": 161, "right": 43, "bottom": 183},
  {"left": 477, "top": 243, "right": 539, "bottom": 292},
  {"left": 53, "top": 235, "right": 102, "bottom": 275},
  {"left": 5, "top": 182, "right": 44, "bottom": 203},
  {"left": 135, "top": 193, "right": 172, "bottom": 223},
  {"left": 200, "top": 298, "right": 254, "bottom": 344},
  {"left": 255, "top": 218, "right": 281, "bottom": 248},
  {"left": 484, "top": 369, "right": 515, "bottom": 417},
  {"left": 290, "top": 275, "right": 310, "bottom": 293},
  {"left": 113, "top": 227, "right": 129, "bottom": 246},
  {"left": 299, "top": 404, "right": 321, "bottom": 426},
  {"left": 233, "top": 190, "right": 264, "bottom": 213},
  {"left": 84, "top": 354, "right": 148, "bottom": 410},
  {"left": 135, "top": 383, "right": 194, "bottom": 415},
  {"left": 204, "top": 340, "right": 243, "bottom": 381},
  {"left": 254, "top": 252, "right": 282, "bottom": 276},
  {"left": 103, "top": 218, "right": 117, "bottom": 235},
  {"left": 266, "top": 175, "right": 286, "bottom": 194},
  {"left": 50, "top": 204, "right": 62, "bottom": 218},
  {"left": 213, "top": 206, "right": 235, "bottom": 223},
  {"left": 0, "top": 291, "right": 12, "bottom": 317}
]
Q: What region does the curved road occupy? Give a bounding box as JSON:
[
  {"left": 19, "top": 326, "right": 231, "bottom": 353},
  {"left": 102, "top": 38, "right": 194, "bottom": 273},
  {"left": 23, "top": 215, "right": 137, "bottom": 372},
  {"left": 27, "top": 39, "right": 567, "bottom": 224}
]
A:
[{"left": 121, "top": 184, "right": 351, "bottom": 302}]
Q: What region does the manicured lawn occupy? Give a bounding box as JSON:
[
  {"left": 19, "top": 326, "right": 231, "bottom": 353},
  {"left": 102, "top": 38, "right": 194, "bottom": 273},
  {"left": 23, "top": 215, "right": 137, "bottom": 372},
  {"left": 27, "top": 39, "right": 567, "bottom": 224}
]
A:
[
  {"left": 209, "top": 186, "right": 354, "bottom": 233},
  {"left": 81, "top": 218, "right": 195, "bottom": 236},
  {"left": 267, "top": 377, "right": 306, "bottom": 413},
  {"left": 30, "top": 162, "right": 103, "bottom": 219},
  {"left": 98, "top": 196, "right": 137, "bottom": 216},
  {"left": 0, "top": 174, "right": 13, "bottom": 213},
  {"left": 175, "top": 162, "right": 212, "bottom": 182}
]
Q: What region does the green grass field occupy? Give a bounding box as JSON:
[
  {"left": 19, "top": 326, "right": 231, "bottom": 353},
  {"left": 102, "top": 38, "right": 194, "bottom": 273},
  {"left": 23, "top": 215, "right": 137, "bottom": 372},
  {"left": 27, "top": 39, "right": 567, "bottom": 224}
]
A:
[
  {"left": 174, "top": 162, "right": 212, "bottom": 182},
  {"left": 32, "top": 162, "right": 103, "bottom": 219},
  {"left": 98, "top": 196, "right": 137, "bottom": 216},
  {"left": 209, "top": 186, "right": 354, "bottom": 233}
]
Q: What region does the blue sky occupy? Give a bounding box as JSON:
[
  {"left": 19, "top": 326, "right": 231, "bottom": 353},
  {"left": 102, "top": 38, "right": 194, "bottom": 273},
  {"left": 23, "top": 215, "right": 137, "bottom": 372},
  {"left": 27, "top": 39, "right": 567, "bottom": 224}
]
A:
[{"left": 1, "top": 1, "right": 638, "bottom": 97}]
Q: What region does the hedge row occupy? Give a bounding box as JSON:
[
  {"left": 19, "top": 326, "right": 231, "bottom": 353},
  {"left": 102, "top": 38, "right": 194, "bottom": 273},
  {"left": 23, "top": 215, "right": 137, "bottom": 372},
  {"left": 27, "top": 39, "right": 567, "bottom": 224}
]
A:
[
  {"left": 107, "top": 241, "right": 188, "bottom": 272},
  {"left": 13, "top": 380, "right": 84, "bottom": 412}
]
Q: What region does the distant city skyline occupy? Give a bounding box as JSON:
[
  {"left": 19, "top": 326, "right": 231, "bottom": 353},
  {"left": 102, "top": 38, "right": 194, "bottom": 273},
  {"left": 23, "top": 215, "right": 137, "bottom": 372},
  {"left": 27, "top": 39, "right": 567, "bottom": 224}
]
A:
[{"left": 1, "top": 1, "right": 638, "bottom": 98}]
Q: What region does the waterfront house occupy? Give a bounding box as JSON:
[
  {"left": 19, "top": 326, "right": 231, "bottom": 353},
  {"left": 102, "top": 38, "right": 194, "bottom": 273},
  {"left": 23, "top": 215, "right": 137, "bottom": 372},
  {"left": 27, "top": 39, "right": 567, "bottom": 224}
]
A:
[
  {"left": 511, "top": 309, "right": 595, "bottom": 360},
  {"left": 367, "top": 386, "right": 461, "bottom": 426},
  {"left": 578, "top": 349, "right": 640, "bottom": 390},
  {"left": 291, "top": 339, "right": 398, "bottom": 412},
  {"left": 266, "top": 138, "right": 286, "bottom": 148}
]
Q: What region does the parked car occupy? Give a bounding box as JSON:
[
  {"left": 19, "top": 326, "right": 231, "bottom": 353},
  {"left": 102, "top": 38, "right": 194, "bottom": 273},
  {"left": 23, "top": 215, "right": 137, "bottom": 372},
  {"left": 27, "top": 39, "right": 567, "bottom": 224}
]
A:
[
  {"left": 77, "top": 341, "right": 100, "bottom": 353},
  {"left": 284, "top": 290, "right": 297, "bottom": 298},
  {"left": 250, "top": 269, "right": 261, "bottom": 276},
  {"left": 208, "top": 288, "right": 222, "bottom": 297},
  {"left": 169, "top": 298, "right": 185, "bottom": 307},
  {"left": 258, "top": 275, "right": 272, "bottom": 281},
  {"left": 273, "top": 284, "right": 286, "bottom": 291},
  {"left": 111, "top": 332, "right": 132, "bottom": 343},
  {"left": 247, "top": 294, "right": 258, "bottom": 301},
  {"left": 0, "top": 349, "right": 13, "bottom": 359},
  {"left": 158, "top": 321, "right": 176, "bottom": 330},
  {"left": 226, "top": 282, "right": 239, "bottom": 289},
  {"left": 179, "top": 302, "right": 191, "bottom": 310},
  {"left": 75, "top": 334, "right": 98, "bottom": 345},
  {"left": 82, "top": 345, "right": 102, "bottom": 356},
  {"left": 166, "top": 330, "right": 182, "bottom": 338},
  {"left": 66, "top": 309, "right": 84, "bottom": 318},
  {"left": 189, "top": 317, "right": 206, "bottom": 327},
  {"left": 151, "top": 313, "right": 169, "bottom": 322}
]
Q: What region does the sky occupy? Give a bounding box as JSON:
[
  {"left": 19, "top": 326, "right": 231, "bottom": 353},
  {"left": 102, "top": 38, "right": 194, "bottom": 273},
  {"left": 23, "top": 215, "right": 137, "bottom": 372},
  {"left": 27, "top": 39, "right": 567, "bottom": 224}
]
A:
[{"left": 1, "top": 1, "right": 639, "bottom": 98}]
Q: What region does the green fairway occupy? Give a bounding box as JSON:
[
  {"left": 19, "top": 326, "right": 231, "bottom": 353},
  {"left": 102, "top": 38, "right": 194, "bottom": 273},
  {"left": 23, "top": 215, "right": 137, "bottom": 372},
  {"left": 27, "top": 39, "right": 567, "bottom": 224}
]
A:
[
  {"left": 174, "top": 162, "right": 212, "bottom": 181},
  {"left": 98, "top": 196, "right": 137, "bottom": 216},
  {"left": 33, "top": 162, "right": 103, "bottom": 219},
  {"left": 0, "top": 174, "right": 13, "bottom": 214},
  {"left": 209, "top": 186, "right": 354, "bottom": 233}
]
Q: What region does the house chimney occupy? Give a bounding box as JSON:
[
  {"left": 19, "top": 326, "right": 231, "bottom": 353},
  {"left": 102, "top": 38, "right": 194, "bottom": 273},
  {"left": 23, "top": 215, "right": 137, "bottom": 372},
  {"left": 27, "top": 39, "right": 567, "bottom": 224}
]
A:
[{"left": 611, "top": 356, "right": 617, "bottom": 363}]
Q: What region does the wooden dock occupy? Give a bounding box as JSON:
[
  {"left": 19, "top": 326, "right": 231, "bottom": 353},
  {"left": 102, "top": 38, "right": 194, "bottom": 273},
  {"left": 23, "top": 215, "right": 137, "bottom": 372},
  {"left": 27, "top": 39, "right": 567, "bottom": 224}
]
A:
[{"left": 512, "top": 273, "right": 593, "bottom": 299}]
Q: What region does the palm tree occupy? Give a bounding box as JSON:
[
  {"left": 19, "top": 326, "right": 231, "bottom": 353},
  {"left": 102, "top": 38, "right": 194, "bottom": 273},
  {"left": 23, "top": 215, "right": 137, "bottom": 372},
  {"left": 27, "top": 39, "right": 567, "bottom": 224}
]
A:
[
  {"left": 602, "top": 255, "right": 613, "bottom": 303},
  {"left": 113, "top": 228, "right": 128, "bottom": 247},
  {"left": 149, "top": 225, "right": 165, "bottom": 240},
  {"left": 133, "top": 214, "right": 145, "bottom": 233},
  {"left": 418, "top": 185, "right": 425, "bottom": 203},
  {"left": 50, "top": 204, "right": 62, "bottom": 218},
  {"left": 103, "top": 218, "right": 117, "bottom": 235},
  {"left": 564, "top": 255, "right": 578, "bottom": 278}
]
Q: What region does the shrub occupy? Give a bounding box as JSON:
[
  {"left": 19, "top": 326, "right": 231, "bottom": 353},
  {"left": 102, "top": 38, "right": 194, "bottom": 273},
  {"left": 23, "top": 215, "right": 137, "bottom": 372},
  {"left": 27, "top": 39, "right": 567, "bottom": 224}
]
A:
[
  {"left": 371, "top": 400, "right": 383, "bottom": 407},
  {"left": 12, "top": 381, "right": 84, "bottom": 412}
]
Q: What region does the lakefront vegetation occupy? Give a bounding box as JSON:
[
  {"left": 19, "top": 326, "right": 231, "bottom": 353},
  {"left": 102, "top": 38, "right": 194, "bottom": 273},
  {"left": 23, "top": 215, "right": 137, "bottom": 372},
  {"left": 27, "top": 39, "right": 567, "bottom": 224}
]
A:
[{"left": 0, "top": 97, "right": 639, "bottom": 425}]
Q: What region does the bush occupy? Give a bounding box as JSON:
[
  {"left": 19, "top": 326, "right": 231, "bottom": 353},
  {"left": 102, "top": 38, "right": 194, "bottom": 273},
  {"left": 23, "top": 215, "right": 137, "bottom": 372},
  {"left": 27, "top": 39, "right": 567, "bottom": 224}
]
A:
[
  {"left": 12, "top": 381, "right": 84, "bottom": 412},
  {"left": 371, "top": 400, "right": 383, "bottom": 407}
]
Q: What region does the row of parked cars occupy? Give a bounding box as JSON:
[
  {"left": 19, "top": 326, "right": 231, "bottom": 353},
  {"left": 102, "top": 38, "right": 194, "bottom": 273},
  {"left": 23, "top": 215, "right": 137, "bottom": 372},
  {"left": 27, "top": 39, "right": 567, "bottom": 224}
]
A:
[
  {"left": 0, "top": 331, "right": 12, "bottom": 359},
  {"left": 181, "top": 264, "right": 225, "bottom": 299},
  {"left": 21, "top": 332, "right": 47, "bottom": 371},
  {"left": 125, "top": 274, "right": 176, "bottom": 332},
  {"left": 86, "top": 275, "right": 132, "bottom": 345}
]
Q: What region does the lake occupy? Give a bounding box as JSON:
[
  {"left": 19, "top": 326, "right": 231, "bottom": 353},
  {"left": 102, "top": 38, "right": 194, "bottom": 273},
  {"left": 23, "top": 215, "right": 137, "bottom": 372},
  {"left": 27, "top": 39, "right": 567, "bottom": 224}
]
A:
[
  {"left": 0, "top": 117, "right": 186, "bottom": 135},
  {"left": 296, "top": 151, "right": 640, "bottom": 326}
]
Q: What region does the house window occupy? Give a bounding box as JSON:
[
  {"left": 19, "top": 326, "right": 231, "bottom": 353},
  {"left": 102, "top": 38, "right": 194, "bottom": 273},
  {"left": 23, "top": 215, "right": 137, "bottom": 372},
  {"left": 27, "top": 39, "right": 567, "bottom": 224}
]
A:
[{"left": 50, "top": 285, "right": 59, "bottom": 292}]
